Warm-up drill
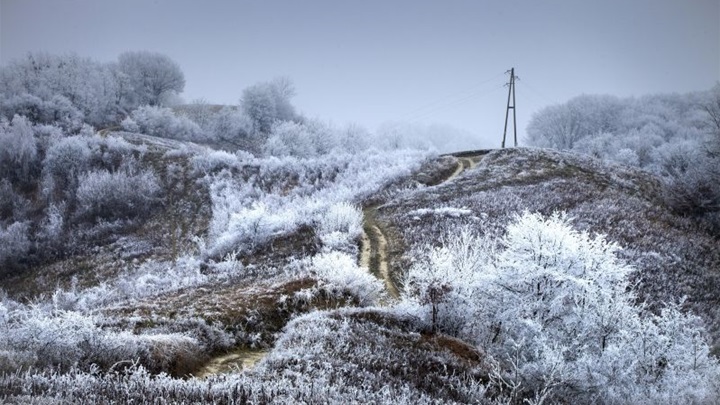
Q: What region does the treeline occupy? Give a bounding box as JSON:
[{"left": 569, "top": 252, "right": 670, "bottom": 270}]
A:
[
  {"left": 526, "top": 86, "right": 720, "bottom": 232},
  {"left": 0, "top": 51, "right": 185, "bottom": 129}
]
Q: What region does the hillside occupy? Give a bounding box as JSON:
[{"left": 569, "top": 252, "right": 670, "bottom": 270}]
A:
[
  {"left": 376, "top": 148, "right": 720, "bottom": 344},
  {"left": 1, "top": 135, "right": 719, "bottom": 403}
]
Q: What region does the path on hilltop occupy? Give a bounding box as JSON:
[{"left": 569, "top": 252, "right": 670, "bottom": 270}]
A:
[{"left": 359, "top": 152, "right": 486, "bottom": 300}]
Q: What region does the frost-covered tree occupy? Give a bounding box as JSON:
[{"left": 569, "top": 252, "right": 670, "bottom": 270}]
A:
[
  {"left": 403, "top": 212, "right": 720, "bottom": 403},
  {"left": 526, "top": 94, "right": 622, "bottom": 150},
  {"left": 117, "top": 51, "right": 185, "bottom": 107},
  {"left": 241, "top": 77, "right": 296, "bottom": 133},
  {"left": 0, "top": 52, "right": 125, "bottom": 127},
  {"left": 0, "top": 221, "right": 31, "bottom": 274},
  {"left": 0, "top": 115, "right": 39, "bottom": 187}
]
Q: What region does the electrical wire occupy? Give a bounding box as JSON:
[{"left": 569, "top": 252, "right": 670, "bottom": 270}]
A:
[{"left": 390, "top": 71, "right": 506, "bottom": 122}]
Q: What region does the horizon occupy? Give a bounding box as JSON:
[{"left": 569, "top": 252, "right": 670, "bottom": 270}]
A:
[{"left": 1, "top": 0, "right": 718, "bottom": 147}]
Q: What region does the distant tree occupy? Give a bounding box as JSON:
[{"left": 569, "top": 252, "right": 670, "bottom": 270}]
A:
[
  {"left": 703, "top": 83, "right": 720, "bottom": 152},
  {"left": 117, "top": 51, "right": 185, "bottom": 107},
  {"left": 0, "top": 52, "right": 125, "bottom": 127},
  {"left": 240, "top": 77, "right": 296, "bottom": 134},
  {"left": 526, "top": 95, "right": 621, "bottom": 150}
]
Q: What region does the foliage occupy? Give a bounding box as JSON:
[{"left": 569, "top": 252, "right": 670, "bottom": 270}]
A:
[
  {"left": 526, "top": 87, "right": 720, "bottom": 232},
  {"left": 0, "top": 51, "right": 185, "bottom": 128},
  {"left": 199, "top": 148, "right": 430, "bottom": 259},
  {"left": 75, "top": 161, "right": 160, "bottom": 223},
  {"left": 403, "top": 212, "right": 720, "bottom": 404},
  {"left": 121, "top": 105, "right": 205, "bottom": 141},
  {"left": 317, "top": 202, "right": 364, "bottom": 252},
  {"left": 311, "top": 252, "right": 384, "bottom": 306},
  {"left": 117, "top": 51, "right": 185, "bottom": 107},
  {"left": 0, "top": 221, "right": 31, "bottom": 274},
  {"left": 240, "top": 77, "right": 297, "bottom": 134},
  {"left": 0, "top": 115, "right": 39, "bottom": 187}
]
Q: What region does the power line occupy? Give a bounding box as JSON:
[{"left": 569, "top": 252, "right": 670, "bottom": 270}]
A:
[
  {"left": 391, "top": 71, "right": 506, "bottom": 122},
  {"left": 381, "top": 83, "right": 505, "bottom": 133},
  {"left": 516, "top": 79, "right": 555, "bottom": 106}
]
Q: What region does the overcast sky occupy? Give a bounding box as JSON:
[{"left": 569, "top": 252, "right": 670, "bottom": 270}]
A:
[{"left": 1, "top": 0, "right": 718, "bottom": 147}]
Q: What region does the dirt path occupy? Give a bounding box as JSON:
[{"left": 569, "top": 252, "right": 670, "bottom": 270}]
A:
[
  {"left": 360, "top": 207, "right": 399, "bottom": 298},
  {"left": 194, "top": 349, "right": 268, "bottom": 378},
  {"left": 359, "top": 154, "right": 483, "bottom": 300}
]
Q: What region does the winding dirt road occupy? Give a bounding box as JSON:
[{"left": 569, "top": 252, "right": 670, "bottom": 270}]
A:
[{"left": 359, "top": 153, "right": 485, "bottom": 300}]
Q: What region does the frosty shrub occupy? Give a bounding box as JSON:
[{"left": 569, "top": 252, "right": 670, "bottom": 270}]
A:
[
  {"left": 190, "top": 149, "right": 245, "bottom": 175},
  {"left": 203, "top": 149, "right": 430, "bottom": 259},
  {"left": 263, "top": 120, "right": 329, "bottom": 158},
  {"left": 402, "top": 212, "right": 720, "bottom": 404},
  {"left": 41, "top": 134, "right": 92, "bottom": 194},
  {"left": 0, "top": 94, "right": 85, "bottom": 131},
  {"left": 312, "top": 251, "right": 384, "bottom": 306},
  {"left": 317, "top": 202, "right": 363, "bottom": 252},
  {"left": 241, "top": 77, "right": 296, "bottom": 134},
  {"left": 122, "top": 105, "right": 205, "bottom": 141},
  {"left": 403, "top": 226, "right": 489, "bottom": 335},
  {"left": 0, "top": 221, "right": 31, "bottom": 273},
  {"left": 0, "top": 115, "right": 39, "bottom": 186},
  {"left": 208, "top": 106, "right": 253, "bottom": 142},
  {"left": 75, "top": 161, "right": 160, "bottom": 222},
  {"left": 0, "top": 301, "right": 205, "bottom": 375}
]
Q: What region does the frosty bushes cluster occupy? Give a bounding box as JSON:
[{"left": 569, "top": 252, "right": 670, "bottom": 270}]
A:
[
  {"left": 0, "top": 117, "right": 162, "bottom": 273},
  {"left": 121, "top": 105, "right": 204, "bottom": 142},
  {"left": 402, "top": 212, "right": 720, "bottom": 404},
  {"left": 195, "top": 147, "right": 430, "bottom": 259},
  {"left": 0, "top": 51, "right": 185, "bottom": 129},
  {"left": 526, "top": 86, "right": 720, "bottom": 232}
]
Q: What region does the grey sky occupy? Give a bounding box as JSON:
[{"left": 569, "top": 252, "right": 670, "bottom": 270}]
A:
[{"left": 1, "top": 0, "right": 719, "bottom": 147}]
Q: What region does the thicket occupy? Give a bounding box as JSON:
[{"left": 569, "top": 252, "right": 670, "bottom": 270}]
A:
[
  {"left": 402, "top": 212, "right": 720, "bottom": 404},
  {"left": 0, "top": 117, "right": 163, "bottom": 274},
  {"left": 526, "top": 85, "right": 720, "bottom": 233},
  {"left": 0, "top": 51, "right": 185, "bottom": 129}
]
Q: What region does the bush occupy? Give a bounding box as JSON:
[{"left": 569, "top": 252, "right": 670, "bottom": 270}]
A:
[
  {"left": 402, "top": 212, "right": 720, "bottom": 403},
  {"left": 42, "top": 135, "right": 92, "bottom": 195},
  {"left": 317, "top": 202, "right": 363, "bottom": 252},
  {"left": 311, "top": 252, "right": 384, "bottom": 306},
  {"left": 0, "top": 221, "right": 31, "bottom": 274},
  {"left": 75, "top": 161, "right": 160, "bottom": 223},
  {"left": 122, "top": 105, "right": 205, "bottom": 141}
]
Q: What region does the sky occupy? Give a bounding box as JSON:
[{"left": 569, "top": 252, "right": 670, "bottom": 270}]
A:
[{"left": 1, "top": 0, "right": 719, "bottom": 148}]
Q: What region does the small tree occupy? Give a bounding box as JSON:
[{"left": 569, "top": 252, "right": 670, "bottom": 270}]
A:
[
  {"left": 240, "top": 77, "right": 296, "bottom": 134},
  {"left": 118, "top": 51, "right": 185, "bottom": 107}
]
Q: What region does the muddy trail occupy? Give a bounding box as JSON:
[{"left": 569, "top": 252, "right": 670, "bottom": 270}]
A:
[
  {"left": 194, "top": 349, "right": 268, "bottom": 378},
  {"left": 359, "top": 152, "right": 485, "bottom": 300}
]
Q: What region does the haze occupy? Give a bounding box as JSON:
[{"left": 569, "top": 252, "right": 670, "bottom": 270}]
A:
[{"left": 1, "top": 0, "right": 718, "bottom": 147}]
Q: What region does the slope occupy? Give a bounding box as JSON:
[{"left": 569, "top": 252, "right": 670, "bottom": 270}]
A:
[{"left": 374, "top": 147, "right": 720, "bottom": 347}]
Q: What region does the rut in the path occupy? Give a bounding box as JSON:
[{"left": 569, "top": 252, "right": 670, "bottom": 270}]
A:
[
  {"left": 194, "top": 349, "right": 268, "bottom": 378},
  {"left": 359, "top": 154, "right": 482, "bottom": 300}
]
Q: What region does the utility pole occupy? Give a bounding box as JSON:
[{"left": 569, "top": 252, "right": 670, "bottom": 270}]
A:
[{"left": 501, "top": 67, "right": 518, "bottom": 148}]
